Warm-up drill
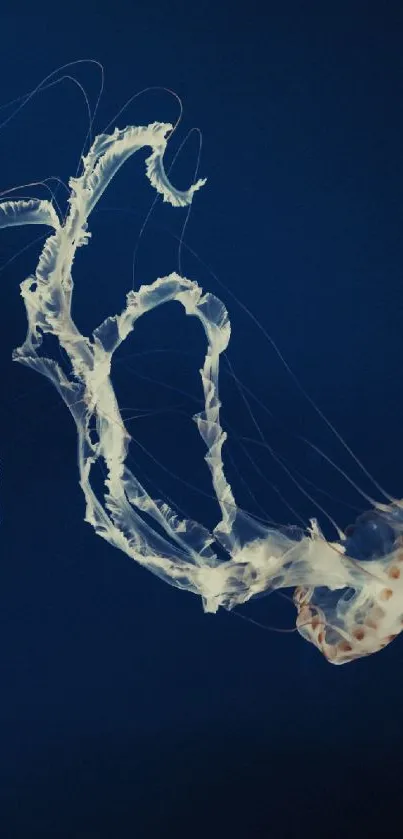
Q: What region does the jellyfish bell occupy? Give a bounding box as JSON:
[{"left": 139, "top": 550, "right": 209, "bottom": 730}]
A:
[{"left": 293, "top": 502, "right": 403, "bottom": 662}]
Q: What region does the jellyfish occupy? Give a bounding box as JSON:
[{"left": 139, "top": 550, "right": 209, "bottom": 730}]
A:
[{"left": 1, "top": 106, "right": 403, "bottom": 665}]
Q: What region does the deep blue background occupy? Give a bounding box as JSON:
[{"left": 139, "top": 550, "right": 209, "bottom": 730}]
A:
[{"left": 1, "top": 3, "right": 403, "bottom": 837}]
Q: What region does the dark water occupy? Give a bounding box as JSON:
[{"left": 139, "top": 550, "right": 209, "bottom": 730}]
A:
[{"left": 0, "top": 3, "right": 402, "bottom": 837}]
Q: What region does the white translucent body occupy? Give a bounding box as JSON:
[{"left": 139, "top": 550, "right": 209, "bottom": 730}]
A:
[{"left": 1, "top": 119, "right": 403, "bottom": 664}]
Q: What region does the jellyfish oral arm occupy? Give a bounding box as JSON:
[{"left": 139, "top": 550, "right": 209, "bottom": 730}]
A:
[{"left": 1, "top": 119, "right": 402, "bottom": 664}]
